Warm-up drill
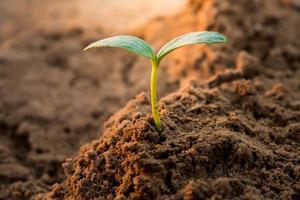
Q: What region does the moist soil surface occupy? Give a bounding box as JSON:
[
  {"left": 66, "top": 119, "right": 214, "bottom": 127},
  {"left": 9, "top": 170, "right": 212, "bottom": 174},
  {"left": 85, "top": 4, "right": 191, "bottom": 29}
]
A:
[{"left": 1, "top": 0, "right": 300, "bottom": 199}]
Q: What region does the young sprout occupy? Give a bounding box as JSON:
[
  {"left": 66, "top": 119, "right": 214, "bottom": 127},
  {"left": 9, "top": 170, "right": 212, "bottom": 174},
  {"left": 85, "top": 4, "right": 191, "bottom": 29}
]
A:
[{"left": 84, "top": 32, "right": 226, "bottom": 132}]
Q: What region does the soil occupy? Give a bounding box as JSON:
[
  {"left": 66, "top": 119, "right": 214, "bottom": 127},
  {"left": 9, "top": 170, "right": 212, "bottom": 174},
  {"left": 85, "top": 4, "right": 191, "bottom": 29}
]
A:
[{"left": 1, "top": 0, "right": 300, "bottom": 199}]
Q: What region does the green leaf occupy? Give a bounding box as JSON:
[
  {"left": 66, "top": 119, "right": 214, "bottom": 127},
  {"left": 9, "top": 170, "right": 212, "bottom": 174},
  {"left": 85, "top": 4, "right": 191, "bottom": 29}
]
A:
[
  {"left": 84, "top": 35, "right": 155, "bottom": 59},
  {"left": 157, "top": 31, "right": 227, "bottom": 61}
]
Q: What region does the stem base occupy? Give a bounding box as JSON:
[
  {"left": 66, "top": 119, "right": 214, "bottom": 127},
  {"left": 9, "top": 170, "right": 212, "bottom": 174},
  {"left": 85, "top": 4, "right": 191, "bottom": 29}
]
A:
[{"left": 151, "top": 60, "right": 162, "bottom": 132}]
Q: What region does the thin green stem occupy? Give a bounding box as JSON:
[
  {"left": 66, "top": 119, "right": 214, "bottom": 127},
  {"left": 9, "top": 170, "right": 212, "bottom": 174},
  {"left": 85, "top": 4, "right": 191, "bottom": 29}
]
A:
[{"left": 151, "top": 60, "right": 162, "bottom": 132}]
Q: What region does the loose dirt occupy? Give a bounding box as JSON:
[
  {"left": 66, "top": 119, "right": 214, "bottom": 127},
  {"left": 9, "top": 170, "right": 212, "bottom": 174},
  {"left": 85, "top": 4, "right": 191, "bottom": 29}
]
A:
[{"left": 1, "top": 0, "right": 299, "bottom": 199}]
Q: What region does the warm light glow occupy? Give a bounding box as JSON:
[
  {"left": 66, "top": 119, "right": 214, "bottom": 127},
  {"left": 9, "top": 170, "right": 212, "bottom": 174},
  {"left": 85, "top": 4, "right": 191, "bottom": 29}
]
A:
[{"left": 1, "top": 0, "right": 187, "bottom": 33}]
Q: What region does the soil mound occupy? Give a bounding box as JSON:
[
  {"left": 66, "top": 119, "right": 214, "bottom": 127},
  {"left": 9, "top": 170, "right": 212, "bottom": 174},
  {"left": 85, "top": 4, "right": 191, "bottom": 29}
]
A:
[
  {"left": 39, "top": 77, "right": 300, "bottom": 199},
  {"left": 36, "top": 0, "right": 300, "bottom": 199}
]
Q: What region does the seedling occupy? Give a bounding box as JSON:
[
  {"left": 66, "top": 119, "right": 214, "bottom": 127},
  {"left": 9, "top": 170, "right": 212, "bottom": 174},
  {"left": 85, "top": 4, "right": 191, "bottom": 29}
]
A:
[{"left": 84, "top": 32, "right": 226, "bottom": 132}]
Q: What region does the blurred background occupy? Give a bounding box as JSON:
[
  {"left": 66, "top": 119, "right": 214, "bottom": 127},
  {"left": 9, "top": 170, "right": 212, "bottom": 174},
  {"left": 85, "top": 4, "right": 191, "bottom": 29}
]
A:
[{"left": 0, "top": 0, "right": 186, "bottom": 41}]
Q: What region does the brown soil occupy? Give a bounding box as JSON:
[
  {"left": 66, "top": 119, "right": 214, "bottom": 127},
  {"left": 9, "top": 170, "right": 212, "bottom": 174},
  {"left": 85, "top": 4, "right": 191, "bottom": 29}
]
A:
[{"left": 1, "top": 0, "right": 300, "bottom": 199}]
